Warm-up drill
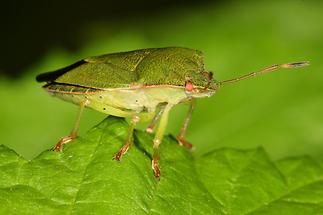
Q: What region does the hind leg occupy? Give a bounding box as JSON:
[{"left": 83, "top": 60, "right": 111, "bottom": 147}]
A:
[{"left": 54, "top": 100, "right": 88, "bottom": 152}]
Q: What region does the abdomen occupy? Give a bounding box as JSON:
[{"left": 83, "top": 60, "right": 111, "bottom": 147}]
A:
[{"left": 43, "top": 83, "right": 188, "bottom": 119}]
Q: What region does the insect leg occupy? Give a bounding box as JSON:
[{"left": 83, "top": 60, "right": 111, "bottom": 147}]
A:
[
  {"left": 53, "top": 100, "right": 88, "bottom": 152},
  {"left": 176, "top": 99, "right": 196, "bottom": 149},
  {"left": 114, "top": 115, "right": 140, "bottom": 161},
  {"left": 152, "top": 104, "right": 173, "bottom": 179},
  {"left": 146, "top": 103, "right": 167, "bottom": 133}
]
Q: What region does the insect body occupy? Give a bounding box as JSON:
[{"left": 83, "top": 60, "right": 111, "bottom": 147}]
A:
[{"left": 36, "top": 47, "right": 309, "bottom": 178}]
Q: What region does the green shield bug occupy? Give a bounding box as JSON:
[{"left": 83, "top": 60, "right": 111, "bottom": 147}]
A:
[{"left": 36, "top": 47, "right": 309, "bottom": 178}]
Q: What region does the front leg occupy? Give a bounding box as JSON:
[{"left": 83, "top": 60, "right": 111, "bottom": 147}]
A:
[{"left": 176, "top": 99, "right": 196, "bottom": 150}]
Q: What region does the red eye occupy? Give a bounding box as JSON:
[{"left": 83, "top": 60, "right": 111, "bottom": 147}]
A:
[{"left": 185, "top": 81, "right": 194, "bottom": 92}]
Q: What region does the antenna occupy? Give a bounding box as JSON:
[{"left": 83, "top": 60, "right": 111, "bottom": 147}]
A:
[{"left": 219, "top": 61, "right": 310, "bottom": 86}]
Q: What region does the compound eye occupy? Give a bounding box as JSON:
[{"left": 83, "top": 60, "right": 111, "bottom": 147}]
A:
[{"left": 185, "top": 81, "right": 194, "bottom": 92}]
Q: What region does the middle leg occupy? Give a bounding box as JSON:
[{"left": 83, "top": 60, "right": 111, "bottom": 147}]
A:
[
  {"left": 146, "top": 103, "right": 167, "bottom": 133},
  {"left": 114, "top": 114, "right": 140, "bottom": 161},
  {"left": 152, "top": 103, "right": 173, "bottom": 179}
]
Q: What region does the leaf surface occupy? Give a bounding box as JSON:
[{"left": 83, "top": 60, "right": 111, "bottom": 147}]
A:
[{"left": 1, "top": 117, "right": 322, "bottom": 214}]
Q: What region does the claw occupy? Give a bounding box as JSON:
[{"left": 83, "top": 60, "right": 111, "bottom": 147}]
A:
[
  {"left": 152, "top": 156, "right": 161, "bottom": 179},
  {"left": 114, "top": 143, "right": 130, "bottom": 161},
  {"left": 146, "top": 127, "right": 154, "bottom": 134},
  {"left": 177, "top": 136, "right": 194, "bottom": 150},
  {"left": 53, "top": 135, "right": 75, "bottom": 152}
]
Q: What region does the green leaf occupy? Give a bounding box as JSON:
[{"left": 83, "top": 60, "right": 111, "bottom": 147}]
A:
[{"left": 1, "top": 116, "right": 323, "bottom": 214}]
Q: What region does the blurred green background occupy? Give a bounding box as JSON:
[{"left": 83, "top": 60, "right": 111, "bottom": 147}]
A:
[{"left": 1, "top": 0, "right": 322, "bottom": 161}]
